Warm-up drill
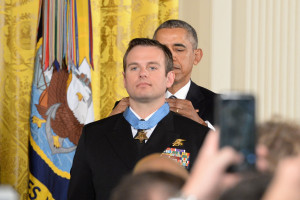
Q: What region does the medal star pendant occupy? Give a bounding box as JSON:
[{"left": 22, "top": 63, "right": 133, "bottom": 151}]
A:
[{"left": 134, "top": 130, "right": 148, "bottom": 143}]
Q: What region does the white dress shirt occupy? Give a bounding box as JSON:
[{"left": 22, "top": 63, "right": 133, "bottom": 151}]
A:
[{"left": 165, "top": 80, "right": 191, "bottom": 99}]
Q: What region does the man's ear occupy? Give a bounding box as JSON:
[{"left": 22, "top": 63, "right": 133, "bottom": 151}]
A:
[
  {"left": 194, "top": 48, "right": 203, "bottom": 65},
  {"left": 166, "top": 71, "right": 175, "bottom": 88}
]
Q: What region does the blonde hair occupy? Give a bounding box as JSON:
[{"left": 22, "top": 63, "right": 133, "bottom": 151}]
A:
[{"left": 257, "top": 120, "right": 300, "bottom": 172}]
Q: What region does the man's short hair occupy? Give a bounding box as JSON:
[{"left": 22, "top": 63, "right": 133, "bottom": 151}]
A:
[
  {"left": 123, "top": 38, "right": 173, "bottom": 75},
  {"left": 153, "top": 19, "right": 198, "bottom": 49}
]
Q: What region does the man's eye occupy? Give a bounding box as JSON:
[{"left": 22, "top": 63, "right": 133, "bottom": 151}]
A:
[
  {"left": 149, "top": 66, "right": 157, "bottom": 70},
  {"left": 130, "top": 67, "right": 138, "bottom": 71},
  {"left": 175, "top": 48, "right": 184, "bottom": 52}
]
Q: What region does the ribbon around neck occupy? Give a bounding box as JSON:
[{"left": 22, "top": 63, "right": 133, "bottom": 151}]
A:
[{"left": 123, "top": 102, "right": 170, "bottom": 130}]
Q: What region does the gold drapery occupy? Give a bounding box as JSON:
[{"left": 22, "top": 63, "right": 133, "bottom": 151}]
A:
[
  {"left": 0, "top": 0, "right": 40, "bottom": 198},
  {"left": 0, "top": 0, "right": 178, "bottom": 199},
  {"left": 92, "top": 0, "right": 178, "bottom": 119}
]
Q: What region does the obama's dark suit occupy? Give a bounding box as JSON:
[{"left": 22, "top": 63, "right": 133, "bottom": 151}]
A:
[
  {"left": 68, "top": 111, "right": 209, "bottom": 200},
  {"left": 186, "top": 81, "right": 217, "bottom": 125}
]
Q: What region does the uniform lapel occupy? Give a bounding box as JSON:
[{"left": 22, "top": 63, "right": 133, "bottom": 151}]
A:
[
  {"left": 105, "top": 115, "right": 138, "bottom": 169},
  {"left": 142, "top": 112, "right": 178, "bottom": 156}
]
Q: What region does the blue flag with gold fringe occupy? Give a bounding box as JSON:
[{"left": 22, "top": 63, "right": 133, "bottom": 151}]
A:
[{"left": 29, "top": 0, "right": 94, "bottom": 199}]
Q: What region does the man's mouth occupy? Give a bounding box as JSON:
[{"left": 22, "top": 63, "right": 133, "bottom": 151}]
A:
[
  {"left": 137, "top": 82, "right": 151, "bottom": 87},
  {"left": 173, "top": 65, "right": 181, "bottom": 70}
]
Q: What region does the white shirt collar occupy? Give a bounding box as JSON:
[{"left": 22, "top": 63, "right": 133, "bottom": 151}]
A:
[
  {"left": 165, "top": 80, "right": 191, "bottom": 99},
  {"left": 129, "top": 107, "right": 155, "bottom": 120}
]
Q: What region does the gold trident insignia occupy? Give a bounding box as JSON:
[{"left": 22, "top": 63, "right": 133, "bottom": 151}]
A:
[{"left": 172, "top": 139, "right": 186, "bottom": 147}]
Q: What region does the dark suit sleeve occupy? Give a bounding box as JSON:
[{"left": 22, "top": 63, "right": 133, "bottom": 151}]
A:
[
  {"left": 68, "top": 126, "right": 95, "bottom": 200},
  {"left": 186, "top": 81, "right": 217, "bottom": 124}
]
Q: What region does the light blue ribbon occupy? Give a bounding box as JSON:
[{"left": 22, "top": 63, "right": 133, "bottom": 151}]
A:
[{"left": 123, "top": 102, "right": 170, "bottom": 129}]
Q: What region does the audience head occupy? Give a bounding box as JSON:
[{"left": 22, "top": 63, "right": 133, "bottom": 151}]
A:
[
  {"left": 110, "top": 171, "right": 185, "bottom": 200},
  {"left": 133, "top": 153, "right": 189, "bottom": 180},
  {"left": 256, "top": 120, "right": 300, "bottom": 173}
]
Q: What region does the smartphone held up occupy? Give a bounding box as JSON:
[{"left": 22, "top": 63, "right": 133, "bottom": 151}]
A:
[{"left": 215, "top": 92, "right": 256, "bottom": 172}]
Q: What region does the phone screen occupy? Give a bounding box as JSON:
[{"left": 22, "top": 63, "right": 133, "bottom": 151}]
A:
[{"left": 215, "top": 93, "right": 256, "bottom": 172}]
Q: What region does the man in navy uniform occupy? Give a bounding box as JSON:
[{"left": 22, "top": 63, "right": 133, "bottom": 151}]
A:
[{"left": 68, "top": 38, "right": 209, "bottom": 200}]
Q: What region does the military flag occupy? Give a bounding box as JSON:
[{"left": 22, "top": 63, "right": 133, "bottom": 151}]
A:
[{"left": 29, "top": 0, "right": 94, "bottom": 199}]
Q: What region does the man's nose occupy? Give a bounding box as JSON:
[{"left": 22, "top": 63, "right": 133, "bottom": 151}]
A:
[
  {"left": 139, "top": 67, "right": 148, "bottom": 77},
  {"left": 170, "top": 50, "right": 177, "bottom": 61}
]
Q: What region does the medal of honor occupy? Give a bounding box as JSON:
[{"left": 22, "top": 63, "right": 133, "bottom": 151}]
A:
[{"left": 134, "top": 130, "right": 148, "bottom": 143}]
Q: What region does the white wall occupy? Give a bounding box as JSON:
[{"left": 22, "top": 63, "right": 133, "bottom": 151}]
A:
[
  {"left": 179, "top": 0, "right": 300, "bottom": 123},
  {"left": 178, "top": 0, "right": 212, "bottom": 89}
]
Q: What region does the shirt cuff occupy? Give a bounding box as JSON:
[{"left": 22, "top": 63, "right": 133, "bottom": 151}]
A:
[{"left": 205, "top": 121, "right": 215, "bottom": 131}]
